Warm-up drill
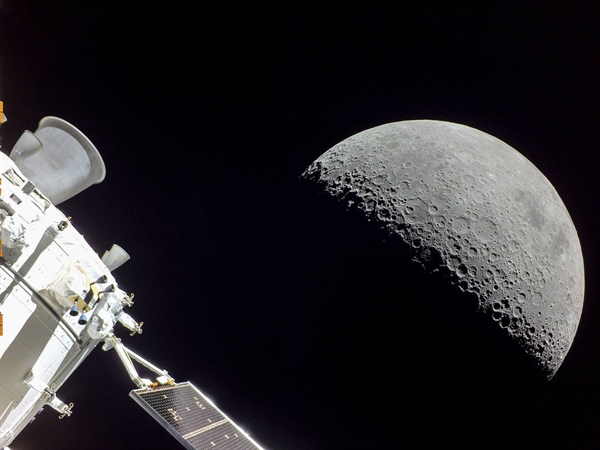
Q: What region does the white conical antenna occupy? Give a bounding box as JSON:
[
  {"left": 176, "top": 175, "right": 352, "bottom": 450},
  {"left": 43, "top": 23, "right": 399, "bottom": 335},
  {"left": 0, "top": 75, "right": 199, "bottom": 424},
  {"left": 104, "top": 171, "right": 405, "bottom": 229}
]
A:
[
  {"left": 101, "top": 244, "right": 130, "bottom": 271},
  {"left": 9, "top": 116, "right": 106, "bottom": 205},
  {"left": 11, "top": 131, "right": 43, "bottom": 158}
]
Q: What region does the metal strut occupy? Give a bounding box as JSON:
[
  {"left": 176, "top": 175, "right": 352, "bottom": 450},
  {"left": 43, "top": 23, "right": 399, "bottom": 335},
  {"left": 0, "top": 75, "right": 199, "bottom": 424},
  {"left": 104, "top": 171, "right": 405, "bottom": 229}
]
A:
[{"left": 102, "top": 333, "right": 175, "bottom": 388}]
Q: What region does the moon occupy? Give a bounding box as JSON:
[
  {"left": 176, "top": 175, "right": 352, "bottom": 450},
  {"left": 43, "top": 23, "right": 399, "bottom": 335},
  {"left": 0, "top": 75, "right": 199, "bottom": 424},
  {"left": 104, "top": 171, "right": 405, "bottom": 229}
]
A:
[{"left": 301, "top": 120, "right": 584, "bottom": 378}]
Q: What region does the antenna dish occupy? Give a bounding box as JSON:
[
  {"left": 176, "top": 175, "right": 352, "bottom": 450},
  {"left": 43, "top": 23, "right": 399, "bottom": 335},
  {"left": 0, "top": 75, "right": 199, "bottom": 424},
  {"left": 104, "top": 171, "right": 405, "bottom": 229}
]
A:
[
  {"left": 101, "top": 244, "right": 130, "bottom": 271},
  {"left": 9, "top": 116, "right": 106, "bottom": 204}
]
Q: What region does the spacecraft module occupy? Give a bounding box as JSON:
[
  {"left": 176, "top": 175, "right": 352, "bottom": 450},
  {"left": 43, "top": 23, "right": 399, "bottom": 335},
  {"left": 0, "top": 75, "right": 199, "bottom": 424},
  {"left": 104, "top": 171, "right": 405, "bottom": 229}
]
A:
[{"left": 0, "top": 115, "right": 263, "bottom": 449}]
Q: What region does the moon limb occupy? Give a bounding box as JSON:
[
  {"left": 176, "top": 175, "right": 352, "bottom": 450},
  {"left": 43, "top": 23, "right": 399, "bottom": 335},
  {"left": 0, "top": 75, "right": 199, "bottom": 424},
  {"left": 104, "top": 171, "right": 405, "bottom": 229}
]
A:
[{"left": 302, "top": 120, "right": 584, "bottom": 378}]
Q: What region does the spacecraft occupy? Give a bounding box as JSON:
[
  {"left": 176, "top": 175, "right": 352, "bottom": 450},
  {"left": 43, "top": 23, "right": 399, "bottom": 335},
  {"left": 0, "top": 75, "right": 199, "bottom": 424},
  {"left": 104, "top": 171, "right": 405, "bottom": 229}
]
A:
[{"left": 0, "top": 112, "right": 264, "bottom": 449}]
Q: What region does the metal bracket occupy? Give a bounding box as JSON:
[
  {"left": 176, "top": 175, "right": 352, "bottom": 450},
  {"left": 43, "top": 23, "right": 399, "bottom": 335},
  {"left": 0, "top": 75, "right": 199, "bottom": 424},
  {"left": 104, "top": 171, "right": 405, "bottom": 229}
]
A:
[
  {"left": 47, "top": 394, "right": 74, "bottom": 419},
  {"left": 23, "top": 375, "right": 74, "bottom": 419}
]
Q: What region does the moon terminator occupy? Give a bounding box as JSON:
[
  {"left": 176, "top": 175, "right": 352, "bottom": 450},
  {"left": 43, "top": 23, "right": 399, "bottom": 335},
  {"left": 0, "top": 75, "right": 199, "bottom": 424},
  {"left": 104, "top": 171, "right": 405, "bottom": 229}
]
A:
[{"left": 302, "top": 120, "right": 584, "bottom": 378}]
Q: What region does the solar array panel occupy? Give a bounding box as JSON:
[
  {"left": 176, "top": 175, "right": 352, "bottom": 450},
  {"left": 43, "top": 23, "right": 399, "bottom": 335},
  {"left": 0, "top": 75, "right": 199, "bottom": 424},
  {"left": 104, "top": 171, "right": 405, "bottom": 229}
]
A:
[{"left": 130, "top": 382, "right": 264, "bottom": 450}]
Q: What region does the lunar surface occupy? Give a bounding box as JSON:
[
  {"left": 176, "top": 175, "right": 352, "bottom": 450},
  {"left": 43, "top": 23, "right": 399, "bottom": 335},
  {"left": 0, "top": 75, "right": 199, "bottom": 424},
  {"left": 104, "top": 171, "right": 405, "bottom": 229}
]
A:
[{"left": 302, "top": 120, "right": 584, "bottom": 378}]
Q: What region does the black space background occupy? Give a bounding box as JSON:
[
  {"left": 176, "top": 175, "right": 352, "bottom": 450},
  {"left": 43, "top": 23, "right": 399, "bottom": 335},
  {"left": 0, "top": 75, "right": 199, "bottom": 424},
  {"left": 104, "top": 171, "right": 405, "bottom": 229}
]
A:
[{"left": 0, "top": 1, "right": 599, "bottom": 449}]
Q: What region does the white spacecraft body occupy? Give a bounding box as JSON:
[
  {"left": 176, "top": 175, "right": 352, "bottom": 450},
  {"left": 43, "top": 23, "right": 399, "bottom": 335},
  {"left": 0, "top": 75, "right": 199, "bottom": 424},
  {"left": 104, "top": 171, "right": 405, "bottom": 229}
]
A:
[{"left": 0, "top": 117, "right": 263, "bottom": 449}]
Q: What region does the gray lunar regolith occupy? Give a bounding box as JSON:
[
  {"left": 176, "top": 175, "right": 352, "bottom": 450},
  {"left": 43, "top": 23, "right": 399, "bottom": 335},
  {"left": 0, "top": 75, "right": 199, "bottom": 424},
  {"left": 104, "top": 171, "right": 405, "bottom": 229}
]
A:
[{"left": 301, "top": 120, "right": 584, "bottom": 378}]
